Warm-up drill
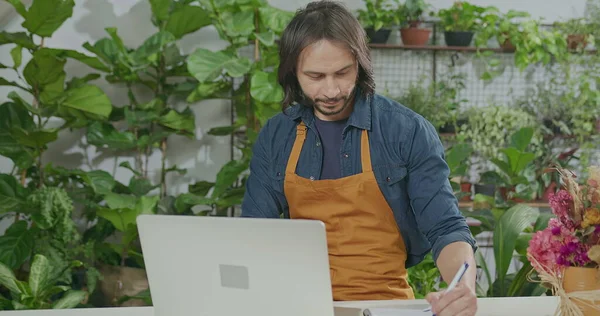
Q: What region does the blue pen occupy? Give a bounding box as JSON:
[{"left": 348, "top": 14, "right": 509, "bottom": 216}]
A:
[{"left": 423, "top": 262, "right": 469, "bottom": 314}]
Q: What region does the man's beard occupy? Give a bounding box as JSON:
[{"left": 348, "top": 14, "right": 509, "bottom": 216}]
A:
[{"left": 301, "top": 88, "right": 356, "bottom": 118}]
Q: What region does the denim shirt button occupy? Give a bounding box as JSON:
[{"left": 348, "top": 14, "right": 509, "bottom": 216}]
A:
[
  {"left": 343, "top": 153, "right": 349, "bottom": 158},
  {"left": 386, "top": 176, "right": 391, "bottom": 182},
  {"left": 316, "top": 142, "right": 321, "bottom": 147},
  {"left": 309, "top": 176, "right": 315, "bottom": 181},
  {"left": 277, "top": 172, "right": 281, "bottom": 176}
]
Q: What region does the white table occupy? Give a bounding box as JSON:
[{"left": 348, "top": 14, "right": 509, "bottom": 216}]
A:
[
  {"left": 0, "top": 297, "right": 560, "bottom": 316},
  {"left": 333, "top": 296, "right": 560, "bottom": 316}
]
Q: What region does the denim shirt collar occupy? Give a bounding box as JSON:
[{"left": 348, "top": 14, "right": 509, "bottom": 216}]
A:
[{"left": 285, "top": 87, "right": 372, "bottom": 131}]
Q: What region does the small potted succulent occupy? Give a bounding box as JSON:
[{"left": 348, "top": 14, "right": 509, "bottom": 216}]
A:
[
  {"left": 357, "top": 0, "right": 401, "bottom": 44},
  {"left": 397, "top": 0, "right": 432, "bottom": 46},
  {"left": 436, "top": 1, "right": 486, "bottom": 47}
]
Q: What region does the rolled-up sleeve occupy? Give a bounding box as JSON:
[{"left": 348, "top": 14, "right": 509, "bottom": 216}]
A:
[
  {"left": 406, "top": 116, "right": 478, "bottom": 262},
  {"left": 240, "top": 120, "right": 287, "bottom": 218}
]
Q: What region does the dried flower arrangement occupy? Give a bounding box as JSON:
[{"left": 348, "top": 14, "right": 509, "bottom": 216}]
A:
[{"left": 527, "top": 165, "right": 600, "bottom": 315}]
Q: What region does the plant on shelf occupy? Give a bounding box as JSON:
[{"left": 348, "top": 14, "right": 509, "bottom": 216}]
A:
[
  {"left": 445, "top": 139, "right": 473, "bottom": 201},
  {"left": 474, "top": 16, "right": 569, "bottom": 81},
  {"left": 474, "top": 7, "right": 531, "bottom": 50},
  {"left": 458, "top": 104, "right": 544, "bottom": 197},
  {"left": 357, "top": 0, "right": 401, "bottom": 43},
  {"left": 527, "top": 164, "right": 600, "bottom": 315},
  {"left": 436, "top": 1, "right": 487, "bottom": 47},
  {"left": 478, "top": 127, "right": 538, "bottom": 203},
  {"left": 554, "top": 17, "right": 595, "bottom": 51},
  {"left": 391, "top": 72, "right": 466, "bottom": 133},
  {"left": 397, "top": 0, "right": 432, "bottom": 46}
]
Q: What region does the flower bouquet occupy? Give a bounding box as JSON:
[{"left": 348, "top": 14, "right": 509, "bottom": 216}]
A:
[{"left": 527, "top": 165, "right": 600, "bottom": 316}]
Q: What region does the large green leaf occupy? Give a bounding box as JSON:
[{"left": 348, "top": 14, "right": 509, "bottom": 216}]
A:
[
  {"left": 250, "top": 71, "right": 283, "bottom": 103},
  {"left": 61, "top": 84, "right": 112, "bottom": 119},
  {"left": 45, "top": 48, "right": 110, "bottom": 72},
  {"left": 10, "top": 127, "right": 58, "bottom": 148},
  {"left": 510, "top": 127, "right": 533, "bottom": 151},
  {"left": 187, "top": 48, "right": 252, "bottom": 82},
  {"left": 82, "top": 170, "right": 116, "bottom": 195},
  {"left": 131, "top": 31, "right": 176, "bottom": 64},
  {"left": 186, "top": 80, "right": 232, "bottom": 102},
  {"left": 157, "top": 107, "right": 195, "bottom": 136},
  {"left": 0, "top": 174, "right": 27, "bottom": 214},
  {"left": 0, "top": 101, "right": 35, "bottom": 131},
  {"left": 0, "top": 221, "right": 34, "bottom": 269},
  {"left": 211, "top": 159, "right": 249, "bottom": 198},
  {"left": 22, "top": 0, "right": 75, "bottom": 37},
  {"left": 11, "top": 46, "right": 22, "bottom": 69},
  {"left": 0, "top": 78, "right": 28, "bottom": 92},
  {"left": 5, "top": 0, "right": 27, "bottom": 18},
  {"left": 97, "top": 194, "right": 159, "bottom": 231},
  {"left": 493, "top": 204, "right": 539, "bottom": 296},
  {"left": 220, "top": 11, "right": 255, "bottom": 38},
  {"left": 174, "top": 193, "right": 214, "bottom": 213},
  {"left": 0, "top": 31, "right": 36, "bottom": 49},
  {"left": 165, "top": 5, "right": 212, "bottom": 39},
  {"left": 53, "top": 290, "right": 86, "bottom": 309},
  {"left": 0, "top": 260, "right": 20, "bottom": 294},
  {"left": 86, "top": 122, "right": 137, "bottom": 150},
  {"left": 23, "top": 48, "right": 66, "bottom": 88},
  {"left": 83, "top": 38, "right": 120, "bottom": 66},
  {"left": 149, "top": 0, "right": 171, "bottom": 22},
  {"left": 28, "top": 254, "right": 52, "bottom": 299},
  {"left": 258, "top": 6, "right": 294, "bottom": 34}
]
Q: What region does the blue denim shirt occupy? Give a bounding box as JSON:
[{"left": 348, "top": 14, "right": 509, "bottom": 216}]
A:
[{"left": 240, "top": 90, "right": 477, "bottom": 268}]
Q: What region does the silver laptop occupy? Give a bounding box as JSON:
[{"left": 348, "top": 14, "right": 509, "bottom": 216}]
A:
[{"left": 137, "top": 214, "right": 335, "bottom": 316}]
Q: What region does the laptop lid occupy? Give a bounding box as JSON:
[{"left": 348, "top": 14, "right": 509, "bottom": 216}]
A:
[{"left": 137, "top": 214, "right": 335, "bottom": 316}]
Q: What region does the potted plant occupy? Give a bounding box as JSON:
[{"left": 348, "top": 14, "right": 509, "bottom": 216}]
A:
[
  {"left": 527, "top": 164, "right": 600, "bottom": 315},
  {"left": 436, "top": 1, "right": 486, "bottom": 46},
  {"left": 398, "top": 0, "right": 432, "bottom": 46},
  {"left": 479, "top": 127, "right": 538, "bottom": 202},
  {"left": 554, "top": 17, "right": 594, "bottom": 50},
  {"left": 357, "top": 0, "right": 401, "bottom": 43},
  {"left": 475, "top": 8, "right": 531, "bottom": 50},
  {"left": 445, "top": 140, "right": 474, "bottom": 201}
]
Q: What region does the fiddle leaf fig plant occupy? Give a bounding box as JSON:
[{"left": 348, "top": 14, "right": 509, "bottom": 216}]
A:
[{"left": 180, "top": 0, "right": 294, "bottom": 216}]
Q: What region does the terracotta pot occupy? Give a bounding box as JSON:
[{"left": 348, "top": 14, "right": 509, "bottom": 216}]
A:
[
  {"left": 460, "top": 182, "right": 472, "bottom": 201},
  {"left": 563, "top": 266, "right": 600, "bottom": 315},
  {"left": 568, "top": 34, "right": 588, "bottom": 50},
  {"left": 93, "top": 264, "right": 150, "bottom": 307},
  {"left": 500, "top": 38, "right": 515, "bottom": 50},
  {"left": 400, "top": 27, "right": 431, "bottom": 46}
]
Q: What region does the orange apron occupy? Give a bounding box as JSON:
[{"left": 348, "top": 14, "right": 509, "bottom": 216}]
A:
[{"left": 283, "top": 121, "right": 414, "bottom": 301}]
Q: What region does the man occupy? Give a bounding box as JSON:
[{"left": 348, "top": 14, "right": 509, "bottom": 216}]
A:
[{"left": 241, "top": 1, "right": 478, "bottom": 315}]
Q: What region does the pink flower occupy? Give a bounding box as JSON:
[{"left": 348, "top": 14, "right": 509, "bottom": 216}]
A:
[
  {"left": 549, "top": 190, "right": 576, "bottom": 229},
  {"left": 528, "top": 219, "right": 581, "bottom": 273}
]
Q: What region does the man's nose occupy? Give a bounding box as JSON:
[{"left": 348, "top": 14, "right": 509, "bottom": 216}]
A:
[{"left": 323, "top": 77, "right": 341, "bottom": 99}]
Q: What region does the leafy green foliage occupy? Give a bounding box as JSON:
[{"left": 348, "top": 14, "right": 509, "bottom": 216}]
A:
[{"left": 0, "top": 254, "right": 85, "bottom": 310}]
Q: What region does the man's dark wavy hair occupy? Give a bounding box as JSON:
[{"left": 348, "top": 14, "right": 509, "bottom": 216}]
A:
[{"left": 277, "top": 0, "right": 375, "bottom": 112}]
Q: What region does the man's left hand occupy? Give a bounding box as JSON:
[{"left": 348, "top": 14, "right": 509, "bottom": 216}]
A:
[{"left": 425, "top": 282, "right": 477, "bottom": 316}]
